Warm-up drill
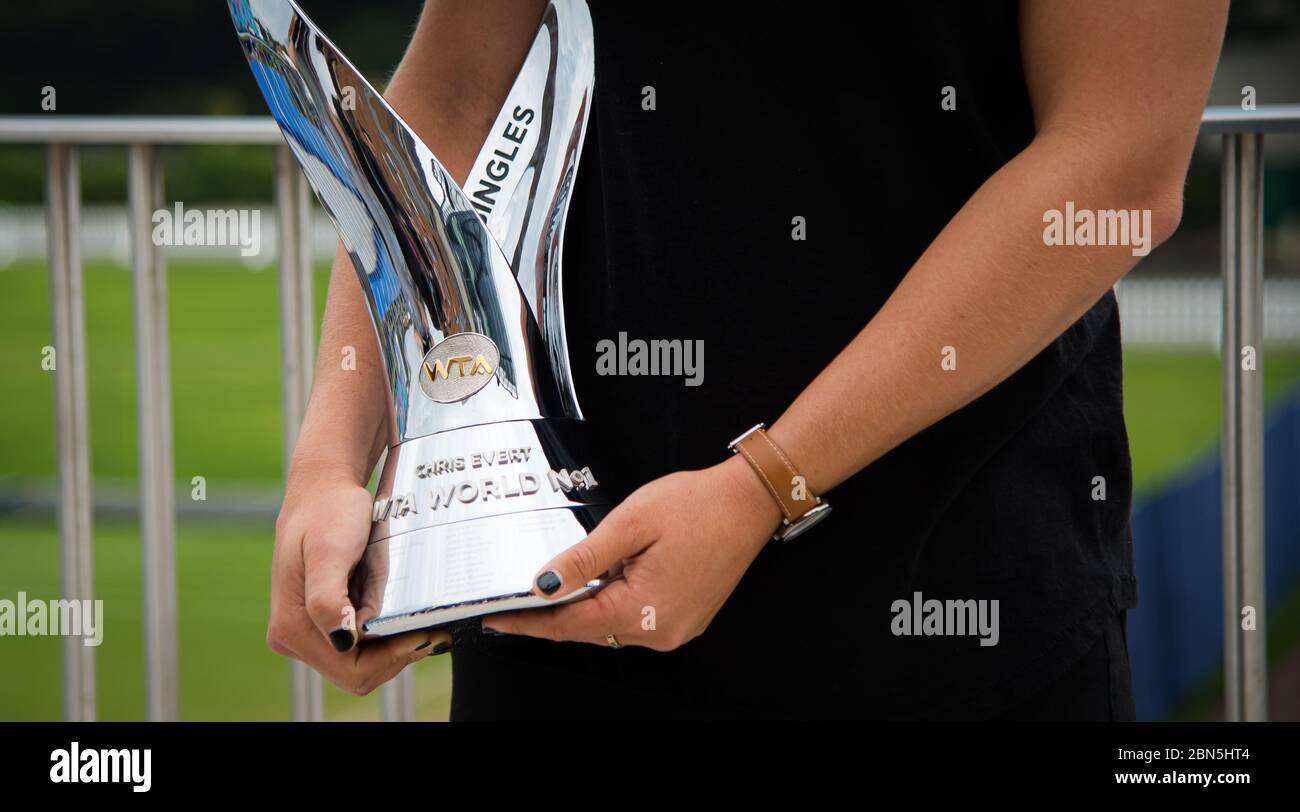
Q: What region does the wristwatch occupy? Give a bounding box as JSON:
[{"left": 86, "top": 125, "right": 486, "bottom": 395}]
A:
[{"left": 728, "top": 423, "right": 831, "bottom": 541}]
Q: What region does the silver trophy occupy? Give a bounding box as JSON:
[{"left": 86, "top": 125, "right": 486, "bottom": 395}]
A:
[{"left": 228, "top": 0, "right": 610, "bottom": 638}]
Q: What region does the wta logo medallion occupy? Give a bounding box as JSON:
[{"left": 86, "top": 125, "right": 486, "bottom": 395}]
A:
[{"left": 418, "top": 332, "right": 500, "bottom": 403}]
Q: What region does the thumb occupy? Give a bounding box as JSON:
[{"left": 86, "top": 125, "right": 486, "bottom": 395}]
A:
[{"left": 533, "top": 504, "right": 651, "bottom": 600}]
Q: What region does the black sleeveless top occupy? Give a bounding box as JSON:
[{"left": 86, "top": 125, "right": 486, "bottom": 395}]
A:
[{"left": 451, "top": 0, "right": 1138, "bottom": 720}]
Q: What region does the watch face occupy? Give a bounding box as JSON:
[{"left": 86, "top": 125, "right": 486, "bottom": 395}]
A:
[{"left": 776, "top": 503, "right": 832, "bottom": 542}]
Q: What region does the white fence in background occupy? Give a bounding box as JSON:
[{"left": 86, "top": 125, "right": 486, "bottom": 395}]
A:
[
  {"left": 1117, "top": 276, "right": 1300, "bottom": 347},
  {"left": 0, "top": 205, "right": 342, "bottom": 268}
]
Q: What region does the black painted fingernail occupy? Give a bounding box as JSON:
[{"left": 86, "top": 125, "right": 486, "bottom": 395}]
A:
[
  {"left": 536, "top": 570, "right": 562, "bottom": 595},
  {"left": 480, "top": 624, "right": 503, "bottom": 637},
  {"left": 413, "top": 640, "right": 432, "bottom": 651},
  {"left": 328, "top": 627, "right": 356, "bottom": 652},
  {"left": 431, "top": 641, "right": 453, "bottom": 656}
]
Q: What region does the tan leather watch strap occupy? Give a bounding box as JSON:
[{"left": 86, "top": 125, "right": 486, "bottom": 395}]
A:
[{"left": 730, "top": 425, "right": 819, "bottom": 522}]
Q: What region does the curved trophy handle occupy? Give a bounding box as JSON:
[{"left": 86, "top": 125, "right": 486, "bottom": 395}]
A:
[
  {"left": 463, "top": 0, "right": 594, "bottom": 420},
  {"left": 227, "top": 0, "right": 575, "bottom": 440}
]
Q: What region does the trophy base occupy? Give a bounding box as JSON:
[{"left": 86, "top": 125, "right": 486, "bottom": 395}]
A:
[
  {"left": 353, "top": 419, "right": 614, "bottom": 639},
  {"left": 355, "top": 503, "right": 611, "bottom": 638}
]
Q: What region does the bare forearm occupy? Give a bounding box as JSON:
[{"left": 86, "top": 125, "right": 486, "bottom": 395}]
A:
[
  {"left": 290, "top": 245, "right": 390, "bottom": 486},
  {"left": 288, "top": 0, "right": 545, "bottom": 485}
]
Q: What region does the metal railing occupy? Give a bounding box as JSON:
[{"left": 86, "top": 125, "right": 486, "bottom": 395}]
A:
[
  {"left": 1, "top": 105, "right": 1297, "bottom": 722},
  {"left": 1202, "top": 103, "right": 1300, "bottom": 721},
  {"left": 5, "top": 117, "right": 336, "bottom": 721}
]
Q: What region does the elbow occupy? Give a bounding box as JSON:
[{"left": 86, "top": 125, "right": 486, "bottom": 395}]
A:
[
  {"left": 1116, "top": 140, "right": 1188, "bottom": 255},
  {"left": 1121, "top": 131, "right": 1194, "bottom": 253},
  {"left": 1105, "top": 187, "right": 1181, "bottom": 285},
  {"left": 1101, "top": 165, "right": 1185, "bottom": 274},
  {"left": 1036, "top": 125, "right": 1191, "bottom": 260},
  {"left": 1143, "top": 182, "right": 1185, "bottom": 253}
]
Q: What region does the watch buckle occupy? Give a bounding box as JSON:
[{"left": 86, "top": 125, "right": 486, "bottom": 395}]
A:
[
  {"left": 728, "top": 422, "right": 766, "bottom": 451},
  {"left": 773, "top": 501, "right": 832, "bottom": 542}
]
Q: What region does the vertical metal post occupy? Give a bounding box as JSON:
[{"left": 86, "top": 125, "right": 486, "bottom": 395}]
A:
[
  {"left": 128, "top": 144, "right": 179, "bottom": 722},
  {"left": 276, "top": 144, "right": 325, "bottom": 722},
  {"left": 381, "top": 668, "right": 416, "bottom": 722},
  {"left": 1220, "top": 132, "right": 1268, "bottom": 722},
  {"left": 46, "top": 144, "right": 96, "bottom": 722}
]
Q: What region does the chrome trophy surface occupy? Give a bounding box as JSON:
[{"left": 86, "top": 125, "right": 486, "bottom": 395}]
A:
[{"left": 227, "top": 0, "right": 609, "bottom": 637}]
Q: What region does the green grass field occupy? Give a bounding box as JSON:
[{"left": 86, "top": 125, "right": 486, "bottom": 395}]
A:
[
  {"left": 1, "top": 260, "right": 1298, "bottom": 720},
  {"left": 0, "top": 516, "right": 454, "bottom": 721}
]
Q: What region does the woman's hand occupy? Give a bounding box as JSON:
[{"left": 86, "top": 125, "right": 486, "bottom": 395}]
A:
[
  {"left": 266, "top": 461, "right": 451, "bottom": 695},
  {"left": 482, "top": 455, "right": 782, "bottom": 650}
]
